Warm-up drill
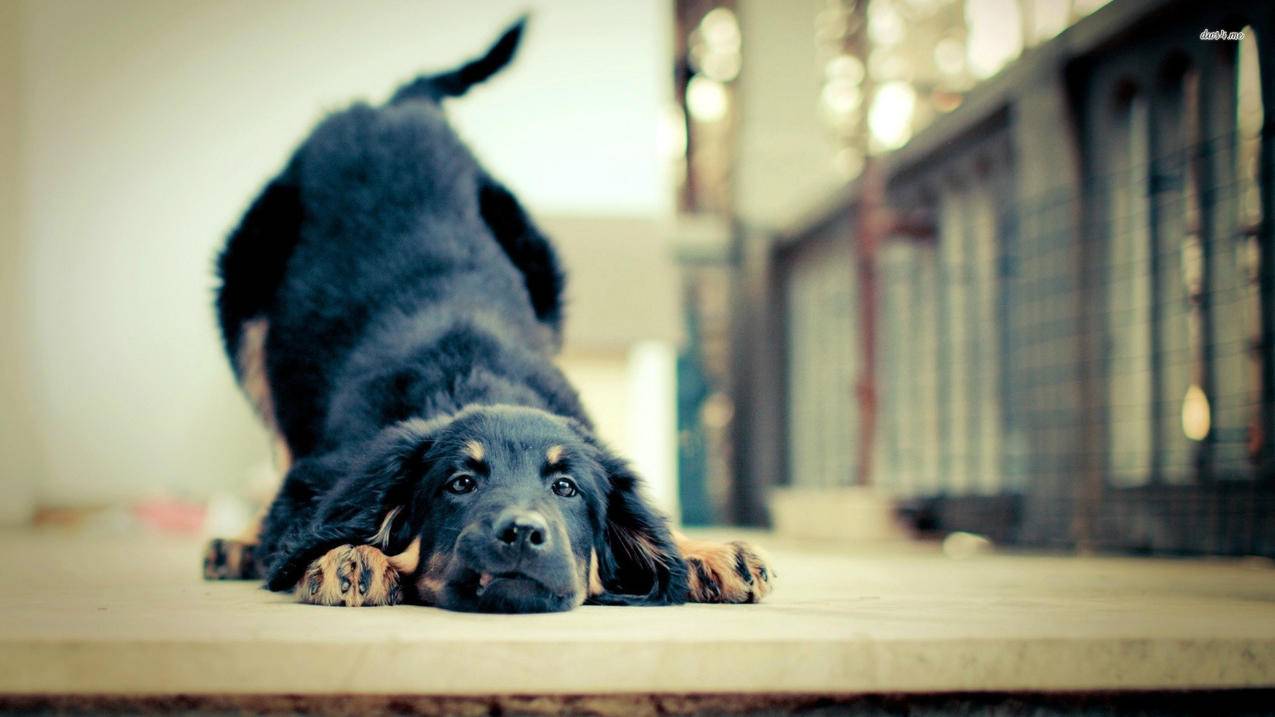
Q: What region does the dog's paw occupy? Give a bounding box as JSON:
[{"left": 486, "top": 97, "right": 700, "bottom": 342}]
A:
[
  {"left": 297, "top": 544, "right": 402, "bottom": 607},
  {"left": 203, "top": 538, "right": 260, "bottom": 580},
  {"left": 681, "top": 539, "right": 774, "bottom": 604}
]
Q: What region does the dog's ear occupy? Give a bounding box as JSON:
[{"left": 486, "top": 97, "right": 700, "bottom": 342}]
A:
[
  {"left": 572, "top": 428, "right": 688, "bottom": 606},
  {"left": 477, "top": 174, "right": 565, "bottom": 338},
  {"left": 261, "top": 418, "right": 447, "bottom": 591}
]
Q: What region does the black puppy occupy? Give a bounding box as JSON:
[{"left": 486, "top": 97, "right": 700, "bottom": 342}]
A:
[{"left": 203, "top": 20, "right": 772, "bottom": 612}]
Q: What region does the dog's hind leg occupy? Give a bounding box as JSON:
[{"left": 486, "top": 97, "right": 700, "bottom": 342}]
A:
[
  {"left": 202, "top": 318, "right": 294, "bottom": 581},
  {"left": 203, "top": 538, "right": 261, "bottom": 580},
  {"left": 237, "top": 318, "right": 292, "bottom": 472},
  {"left": 477, "top": 175, "right": 565, "bottom": 342},
  {"left": 215, "top": 171, "right": 303, "bottom": 464}
]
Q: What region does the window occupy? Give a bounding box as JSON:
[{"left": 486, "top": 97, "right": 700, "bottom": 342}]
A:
[
  {"left": 914, "top": 240, "right": 944, "bottom": 495},
  {"left": 1212, "top": 27, "right": 1265, "bottom": 478},
  {"left": 971, "top": 184, "right": 1004, "bottom": 493},
  {"left": 785, "top": 236, "right": 859, "bottom": 488},
  {"left": 940, "top": 186, "right": 974, "bottom": 492},
  {"left": 1154, "top": 65, "right": 1205, "bottom": 484},
  {"left": 1104, "top": 34, "right": 1265, "bottom": 487},
  {"left": 1106, "top": 90, "right": 1154, "bottom": 486},
  {"left": 938, "top": 176, "right": 1003, "bottom": 495}
]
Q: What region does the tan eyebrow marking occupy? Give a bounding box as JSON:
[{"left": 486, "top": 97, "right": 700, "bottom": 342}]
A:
[
  {"left": 464, "top": 440, "right": 485, "bottom": 462},
  {"left": 546, "top": 444, "right": 565, "bottom": 465}
]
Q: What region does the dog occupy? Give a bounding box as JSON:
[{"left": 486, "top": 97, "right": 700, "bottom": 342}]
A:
[{"left": 202, "top": 19, "right": 772, "bottom": 612}]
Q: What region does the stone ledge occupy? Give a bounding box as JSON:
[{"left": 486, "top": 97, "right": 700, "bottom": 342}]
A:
[{"left": 1, "top": 530, "right": 1273, "bottom": 695}]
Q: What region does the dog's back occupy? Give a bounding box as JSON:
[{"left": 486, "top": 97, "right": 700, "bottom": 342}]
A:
[{"left": 215, "top": 20, "right": 567, "bottom": 458}]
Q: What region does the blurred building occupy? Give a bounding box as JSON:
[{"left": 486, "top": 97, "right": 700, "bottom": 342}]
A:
[{"left": 674, "top": 0, "right": 1275, "bottom": 555}]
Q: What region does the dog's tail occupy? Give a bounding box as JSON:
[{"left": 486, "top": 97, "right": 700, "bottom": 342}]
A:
[{"left": 390, "top": 16, "right": 526, "bottom": 105}]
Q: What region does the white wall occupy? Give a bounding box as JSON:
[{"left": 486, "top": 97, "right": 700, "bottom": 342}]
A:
[
  {"left": 12, "top": 0, "right": 675, "bottom": 506},
  {"left": 544, "top": 215, "right": 682, "bottom": 516},
  {"left": 559, "top": 343, "right": 679, "bottom": 518},
  {"left": 1, "top": 1, "right": 43, "bottom": 523}
]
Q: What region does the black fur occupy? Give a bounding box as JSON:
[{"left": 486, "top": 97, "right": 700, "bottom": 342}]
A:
[
  {"left": 214, "top": 20, "right": 685, "bottom": 612},
  {"left": 215, "top": 173, "right": 303, "bottom": 368},
  {"left": 389, "top": 17, "right": 527, "bottom": 104}
]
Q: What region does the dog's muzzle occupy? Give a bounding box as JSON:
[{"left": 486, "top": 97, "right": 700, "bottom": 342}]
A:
[{"left": 444, "top": 510, "right": 581, "bottom": 613}]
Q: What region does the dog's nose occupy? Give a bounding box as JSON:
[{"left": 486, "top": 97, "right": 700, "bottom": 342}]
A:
[{"left": 494, "top": 510, "right": 550, "bottom": 552}]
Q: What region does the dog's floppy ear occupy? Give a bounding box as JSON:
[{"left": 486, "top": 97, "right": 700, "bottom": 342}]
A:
[
  {"left": 478, "top": 174, "right": 564, "bottom": 338},
  {"left": 261, "top": 418, "right": 447, "bottom": 591},
  {"left": 572, "top": 427, "right": 688, "bottom": 606},
  {"left": 390, "top": 16, "right": 527, "bottom": 104}
]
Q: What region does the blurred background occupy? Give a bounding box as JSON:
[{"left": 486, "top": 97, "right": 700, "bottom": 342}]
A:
[{"left": 1, "top": 0, "right": 1271, "bottom": 558}]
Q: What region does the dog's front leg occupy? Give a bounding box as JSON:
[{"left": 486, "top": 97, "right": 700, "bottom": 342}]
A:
[
  {"left": 676, "top": 533, "right": 775, "bottom": 604},
  {"left": 297, "top": 544, "right": 403, "bottom": 607}
]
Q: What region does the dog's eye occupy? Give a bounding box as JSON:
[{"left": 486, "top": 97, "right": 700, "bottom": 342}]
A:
[
  {"left": 445, "top": 474, "right": 477, "bottom": 495},
  {"left": 550, "top": 477, "right": 578, "bottom": 498}
]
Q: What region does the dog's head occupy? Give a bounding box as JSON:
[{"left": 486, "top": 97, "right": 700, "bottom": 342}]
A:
[{"left": 266, "top": 406, "right": 688, "bottom": 612}]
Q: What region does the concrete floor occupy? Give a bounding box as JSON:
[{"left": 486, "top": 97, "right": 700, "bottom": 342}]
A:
[{"left": 1, "top": 528, "right": 1274, "bottom": 697}]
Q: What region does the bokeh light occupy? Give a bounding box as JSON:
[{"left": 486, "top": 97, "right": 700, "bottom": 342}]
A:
[
  {"left": 964, "top": 0, "right": 1023, "bottom": 79},
  {"left": 869, "top": 80, "right": 917, "bottom": 151},
  {"left": 690, "top": 7, "right": 742, "bottom": 83},
  {"left": 1182, "top": 384, "right": 1211, "bottom": 442},
  {"left": 687, "top": 75, "right": 729, "bottom": 124}
]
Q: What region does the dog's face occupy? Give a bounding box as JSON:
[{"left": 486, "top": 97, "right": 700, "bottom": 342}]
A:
[
  {"left": 405, "top": 408, "right": 606, "bottom": 612},
  {"left": 268, "top": 405, "right": 687, "bottom": 612}
]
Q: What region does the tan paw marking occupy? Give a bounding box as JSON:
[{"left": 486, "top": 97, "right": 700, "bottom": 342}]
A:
[
  {"left": 297, "top": 544, "right": 402, "bottom": 607},
  {"left": 680, "top": 539, "right": 774, "bottom": 604}
]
